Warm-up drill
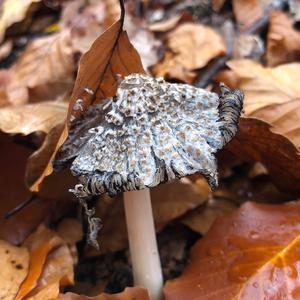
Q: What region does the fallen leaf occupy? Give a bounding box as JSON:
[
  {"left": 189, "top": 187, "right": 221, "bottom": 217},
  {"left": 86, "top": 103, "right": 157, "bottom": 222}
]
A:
[
  {"left": 253, "top": 99, "right": 300, "bottom": 148},
  {"left": 227, "top": 118, "right": 300, "bottom": 194},
  {"left": 29, "top": 19, "right": 145, "bottom": 192},
  {"left": 57, "top": 218, "right": 83, "bottom": 264},
  {"left": 226, "top": 59, "right": 300, "bottom": 114},
  {"left": 232, "top": 0, "right": 269, "bottom": 32},
  {"left": 266, "top": 10, "right": 300, "bottom": 66},
  {"left": 57, "top": 288, "right": 150, "bottom": 300},
  {"left": 181, "top": 197, "right": 236, "bottom": 235},
  {"left": 164, "top": 201, "right": 300, "bottom": 300},
  {"left": 222, "top": 59, "right": 300, "bottom": 148},
  {"left": 0, "top": 101, "right": 67, "bottom": 135},
  {"left": 0, "top": 0, "right": 41, "bottom": 43},
  {"left": 7, "top": 30, "right": 75, "bottom": 105},
  {"left": 0, "top": 133, "right": 72, "bottom": 245},
  {"left": 15, "top": 224, "right": 65, "bottom": 300},
  {"left": 89, "top": 179, "right": 210, "bottom": 255},
  {"left": 25, "top": 244, "right": 74, "bottom": 300},
  {"left": 152, "top": 23, "right": 226, "bottom": 83},
  {"left": 0, "top": 240, "right": 29, "bottom": 300}
]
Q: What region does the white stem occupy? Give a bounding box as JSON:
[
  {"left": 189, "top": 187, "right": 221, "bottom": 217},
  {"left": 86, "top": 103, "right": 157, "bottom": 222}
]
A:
[{"left": 124, "top": 188, "right": 164, "bottom": 300}]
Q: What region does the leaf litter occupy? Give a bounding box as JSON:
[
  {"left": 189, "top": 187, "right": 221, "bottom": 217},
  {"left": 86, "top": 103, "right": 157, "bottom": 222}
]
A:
[{"left": 0, "top": 0, "right": 300, "bottom": 300}]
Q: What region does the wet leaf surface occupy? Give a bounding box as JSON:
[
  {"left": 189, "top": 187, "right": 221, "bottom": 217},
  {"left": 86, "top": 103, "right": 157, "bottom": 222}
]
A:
[{"left": 165, "top": 201, "right": 300, "bottom": 300}]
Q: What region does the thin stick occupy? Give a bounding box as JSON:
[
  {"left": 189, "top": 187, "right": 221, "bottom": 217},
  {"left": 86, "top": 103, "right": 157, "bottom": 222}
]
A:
[
  {"left": 124, "top": 188, "right": 163, "bottom": 300},
  {"left": 4, "top": 193, "right": 36, "bottom": 219}
]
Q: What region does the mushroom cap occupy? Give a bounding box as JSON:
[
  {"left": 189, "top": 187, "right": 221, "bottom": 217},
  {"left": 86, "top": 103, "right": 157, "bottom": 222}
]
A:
[{"left": 70, "top": 74, "right": 243, "bottom": 197}]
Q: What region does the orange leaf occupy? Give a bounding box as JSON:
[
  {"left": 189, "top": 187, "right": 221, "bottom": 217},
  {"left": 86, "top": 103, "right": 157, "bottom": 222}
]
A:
[
  {"left": 164, "top": 201, "right": 300, "bottom": 300},
  {"left": 29, "top": 19, "right": 145, "bottom": 192},
  {"left": 57, "top": 287, "right": 150, "bottom": 300},
  {"left": 15, "top": 225, "right": 64, "bottom": 300}
]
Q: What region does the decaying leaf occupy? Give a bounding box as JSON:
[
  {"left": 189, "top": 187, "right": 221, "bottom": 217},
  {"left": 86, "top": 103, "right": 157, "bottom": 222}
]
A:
[
  {"left": 152, "top": 23, "right": 226, "bottom": 83},
  {"left": 88, "top": 179, "right": 210, "bottom": 255},
  {"left": 0, "top": 0, "right": 41, "bottom": 43},
  {"left": 0, "top": 101, "right": 67, "bottom": 135},
  {"left": 15, "top": 225, "right": 65, "bottom": 300},
  {"left": 181, "top": 197, "right": 236, "bottom": 235},
  {"left": 16, "top": 223, "right": 77, "bottom": 300},
  {"left": 0, "top": 240, "right": 29, "bottom": 300},
  {"left": 25, "top": 244, "right": 74, "bottom": 300},
  {"left": 266, "top": 10, "right": 300, "bottom": 66},
  {"left": 226, "top": 59, "right": 300, "bottom": 114},
  {"left": 57, "top": 288, "right": 150, "bottom": 300},
  {"left": 165, "top": 201, "right": 300, "bottom": 300},
  {"left": 222, "top": 59, "right": 300, "bottom": 148},
  {"left": 6, "top": 30, "right": 75, "bottom": 105},
  {"left": 227, "top": 118, "right": 300, "bottom": 194},
  {"left": 0, "top": 133, "right": 72, "bottom": 245},
  {"left": 28, "top": 19, "right": 145, "bottom": 192}
]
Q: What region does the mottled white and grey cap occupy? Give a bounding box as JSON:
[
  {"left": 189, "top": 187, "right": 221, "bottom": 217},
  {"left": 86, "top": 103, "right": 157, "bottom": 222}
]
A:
[{"left": 70, "top": 74, "right": 243, "bottom": 198}]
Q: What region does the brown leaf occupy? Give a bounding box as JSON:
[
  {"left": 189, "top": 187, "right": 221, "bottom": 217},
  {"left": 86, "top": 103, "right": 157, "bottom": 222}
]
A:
[
  {"left": 88, "top": 179, "right": 210, "bottom": 255},
  {"left": 7, "top": 30, "right": 75, "bottom": 105},
  {"left": 25, "top": 244, "right": 74, "bottom": 300},
  {"left": 232, "top": 0, "right": 269, "bottom": 32},
  {"left": 152, "top": 23, "right": 226, "bottom": 83},
  {"left": 227, "top": 118, "right": 300, "bottom": 194},
  {"left": 0, "top": 0, "right": 41, "bottom": 43},
  {"left": 181, "top": 198, "right": 236, "bottom": 235},
  {"left": 29, "top": 19, "right": 145, "bottom": 192},
  {"left": 226, "top": 59, "right": 300, "bottom": 115},
  {"left": 0, "top": 240, "right": 29, "bottom": 300},
  {"left": 223, "top": 59, "right": 300, "bottom": 148},
  {"left": 0, "top": 133, "right": 72, "bottom": 245},
  {"left": 0, "top": 101, "right": 67, "bottom": 135},
  {"left": 15, "top": 225, "right": 65, "bottom": 300},
  {"left": 266, "top": 10, "right": 300, "bottom": 66},
  {"left": 56, "top": 288, "right": 150, "bottom": 300},
  {"left": 164, "top": 201, "right": 300, "bottom": 300}
]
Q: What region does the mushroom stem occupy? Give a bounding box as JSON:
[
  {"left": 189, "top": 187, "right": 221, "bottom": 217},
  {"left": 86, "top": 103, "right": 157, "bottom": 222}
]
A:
[{"left": 124, "top": 188, "right": 163, "bottom": 300}]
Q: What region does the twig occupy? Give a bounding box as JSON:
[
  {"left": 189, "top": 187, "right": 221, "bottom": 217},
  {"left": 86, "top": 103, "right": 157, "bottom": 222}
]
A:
[
  {"left": 4, "top": 193, "right": 37, "bottom": 219},
  {"left": 195, "top": 21, "right": 234, "bottom": 88},
  {"left": 194, "top": 2, "right": 285, "bottom": 88}
]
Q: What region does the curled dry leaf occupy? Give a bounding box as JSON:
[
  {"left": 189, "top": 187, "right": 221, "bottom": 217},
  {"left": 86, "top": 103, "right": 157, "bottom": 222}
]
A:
[
  {"left": 25, "top": 244, "right": 74, "bottom": 300},
  {"left": 226, "top": 59, "right": 300, "bottom": 115},
  {"left": 88, "top": 179, "right": 210, "bottom": 255},
  {"left": 29, "top": 19, "right": 145, "bottom": 192},
  {"left": 164, "top": 201, "right": 300, "bottom": 300},
  {"left": 57, "top": 288, "right": 150, "bottom": 300},
  {"left": 223, "top": 59, "right": 300, "bottom": 148},
  {"left": 15, "top": 224, "right": 65, "bottom": 300},
  {"left": 266, "top": 10, "right": 300, "bottom": 66},
  {"left": 152, "top": 23, "right": 226, "bottom": 83},
  {"left": 0, "top": 0, "right": 41, "bottom": 42},
  {"left": 16, "top": 223, "right": 77, "bottom": 300},
  {"left": 7, "top": 30, "right": 75, "bottom": 105},
  {"left": 0, "top": 240, "right": 29, "bottom": 300},
  {"left": 227, "top": 118, "right": 300, "bottom": 194},
  {"left": 0, "top": 101, "right": 67, "bottom": 135}
]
